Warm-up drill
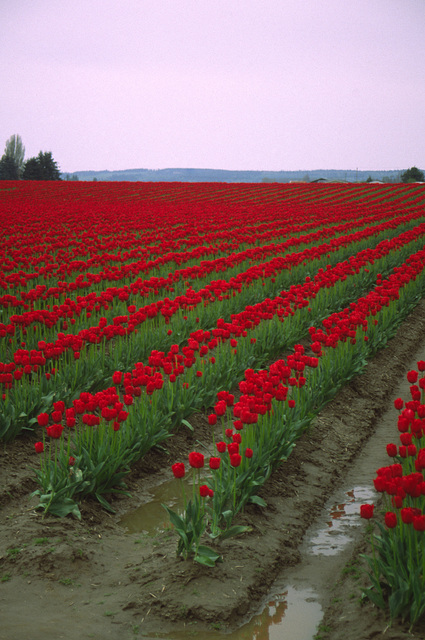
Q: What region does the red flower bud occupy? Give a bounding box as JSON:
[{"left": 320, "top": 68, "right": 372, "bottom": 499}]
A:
[
  {"left": 386, "top": 443, "right": 397, "bottom": 457},
  {"left": 401, "top": 507, "right": 415, "bottom": 524},
  {"left": 37, "top": 413, "right": 49, "bottom": 427},
  {"left": 394, "top": 398, "right": 404, "bottom": 410},
  {"left": 214, "top": 401, "right": 227, "bottom": 416},
  {"left": 46, "top": 424, "right": 64, "bottom": 439},
  {"left": 360, "top": 504, "right": 374, "bottom": 519},
  {"left": 227, "top": 442, "right": 239, "bottom": 455},
  {"left": 209, "top": 457, "right": 221, "bottom": 470},
  {"left": 230, "top": 453, "right": 242, "bottom": 467},
  {"left": 199, "top": 485, "right": 210, "bottom": 498},
  {"left": 172, "top": 462, "right": 185, "bottom": 479},
  {"left": 384, "top": 512, "right": 397, "bottom": 528},
  {"left": 407, "top": 370, "right": 418, "bottom": 384},
  {"left": 188, "top": 451, "right": 204, "bottom": 469},
  {"left": 413, "top": 515, "right": 425, "bottom": 531}
]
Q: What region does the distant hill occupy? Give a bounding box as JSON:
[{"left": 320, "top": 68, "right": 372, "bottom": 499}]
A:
[{"left": 62, "top": 167, "right": 405, "bottom": 183}]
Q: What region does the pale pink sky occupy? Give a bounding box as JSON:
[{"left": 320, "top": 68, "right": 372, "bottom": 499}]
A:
[{"left": 1, "top": 0, "right": 424, "bottom": 173}]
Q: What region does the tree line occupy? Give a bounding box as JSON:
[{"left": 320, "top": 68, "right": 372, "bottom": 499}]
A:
[
  {"left": 1, "top": 133, "right": 423, "bottom": 184},
  {"left": 0, "top": 134, "right": 61, "bottom": 180}
]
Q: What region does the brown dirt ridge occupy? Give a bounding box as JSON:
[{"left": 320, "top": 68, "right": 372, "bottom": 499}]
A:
[{"left": 2, "top": 301, "right": 425, "bottom": 640}]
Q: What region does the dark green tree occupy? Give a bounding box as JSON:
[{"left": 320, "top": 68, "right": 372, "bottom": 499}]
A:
[
  {"left": 400, "top": 166, "right": 424, "bottom": 183},
  {"left": 0, "top": 154, "right": 20, "bottom": 180},
  {"left": 23, "top": 151, "right": 61, "bottom": 181},
  {"left": 22, "top": 157, "right": 43, "bottom": 180},
  {"left": 37, "top": 151, "right": 61, "bottom": 180}
]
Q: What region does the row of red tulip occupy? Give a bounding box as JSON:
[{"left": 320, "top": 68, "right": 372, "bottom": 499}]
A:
[
  {"left": 2, "top": 207, "right": 422, "bottom": 395},
  {"left": 31, "top": 221, "right": 425, "bottom": 515},
  {"left": 168, "top": 244, "right": 425, "bottom": 563},
  {"left": 1, "top": 216, "right": 421, "bottom": 445},
  {"left": 360, "top": 360, "right": 425, "bottom": 626}
]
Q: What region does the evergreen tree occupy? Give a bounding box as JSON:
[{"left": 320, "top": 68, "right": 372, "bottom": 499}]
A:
[
  {"left": 37, "top": 151, "right": 61, "bottom": 180},
  {"left": 0, "top": 154, "right": 19, "bottom": 180},
  {"left": 22, "top": 157, "right": 43, "bottom": 180},
  {"left": 23, "top": 151, "right": 61, "bottom": 181}
]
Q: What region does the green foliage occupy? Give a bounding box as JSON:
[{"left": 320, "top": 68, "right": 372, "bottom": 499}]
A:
[
  {"left": 0, "top": 154, "right": 19, "bottom": 180},
  {"left": 22, "top": 157, "right": 43, "bottom": 180},
  {"left": 360, "top": 520, "right": 425, "bottom": 626},
  {"left": 23, "top": 151, "right": 61, "bottom": 180},
  {"left": 400, "top": 166, "right": 424, "bottom": 183},
  {"left": 162, "top": 500, "right": 222, "bottom": 566}
]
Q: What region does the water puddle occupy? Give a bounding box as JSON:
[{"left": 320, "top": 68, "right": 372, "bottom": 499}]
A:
[
  {"left": 308, "top": 485, "right": 376, "bottom": 555},
  {"left": 144, "top": 586, "right": 322, "bottom": 640},
  {"left": 119, "top": 478, "right": 184, "bottom": 535},
  {"left": 225, "top": 586, "right": 322, "bottom": 640}
]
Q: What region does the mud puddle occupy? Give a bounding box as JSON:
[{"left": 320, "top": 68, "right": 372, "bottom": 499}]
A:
[{"left": 119, "top": 478, "right": 184, "bottom": 535}]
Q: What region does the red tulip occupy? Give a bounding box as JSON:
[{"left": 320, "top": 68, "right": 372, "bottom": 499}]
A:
[{"left": 171, "top": 462, "right": 185, "bottom": 479}]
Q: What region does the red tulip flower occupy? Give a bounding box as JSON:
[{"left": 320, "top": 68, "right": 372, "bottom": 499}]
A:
[
  {"left": 216, "top": 441, "right": 226, "bottom": 453},
  {"left": 394, "top": 398, "right": 404, "bottom": 410},
  {"left": 413, "top": 515, "right": 425, "bottom": 531},
  {"left": 209, "top": 457, "right": 221, "bottom": 470},
  {"left": 188, "top": 452, "right": 204, "bottom": 469},
  {"left": 230, "top": 453, "right": 242, "bottom": 467},
  {"left": 171, "top": 462, "right": 185, "bottom": 479},
  {"left": 386, "top": 443, "right": 397, "bottom": 457},
  {"left": 37, "top": 413, "right": 49, "bottom": 427},
  {"left": 199, "top": 485, "right": 210, "bottom": 498},
  {"left": 385, "top": 512, "right": 397, "bottom": 528},
  {"left": 360, "top": 504, "right": 374, "bottom": 519}
]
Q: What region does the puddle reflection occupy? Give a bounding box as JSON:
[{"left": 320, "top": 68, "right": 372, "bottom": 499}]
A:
[
  {"left": 243, "top": 587, "right": 321, "bottom": 640},
  {"left": 309, "top": 485, "right": 375, "bottom": 555},
  {"left": 151, "top": 586, "right": 322, "bottom": 640},
  {"left": 119, "top": 478, "right": 185, "bottom": 535}
]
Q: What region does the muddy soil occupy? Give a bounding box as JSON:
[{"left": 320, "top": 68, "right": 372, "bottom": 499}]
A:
[{"left": 2, "top": 302, "right": 425, "bottom": 640}]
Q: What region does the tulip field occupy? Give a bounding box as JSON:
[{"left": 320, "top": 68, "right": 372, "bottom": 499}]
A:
[{"left": 2, "top": 179, "right": 425, "bottom": 633}]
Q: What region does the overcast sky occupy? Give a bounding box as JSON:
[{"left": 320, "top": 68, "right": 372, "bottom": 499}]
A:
[{"left": 1, "top": 0, "right": 424, "bottom": 173}]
